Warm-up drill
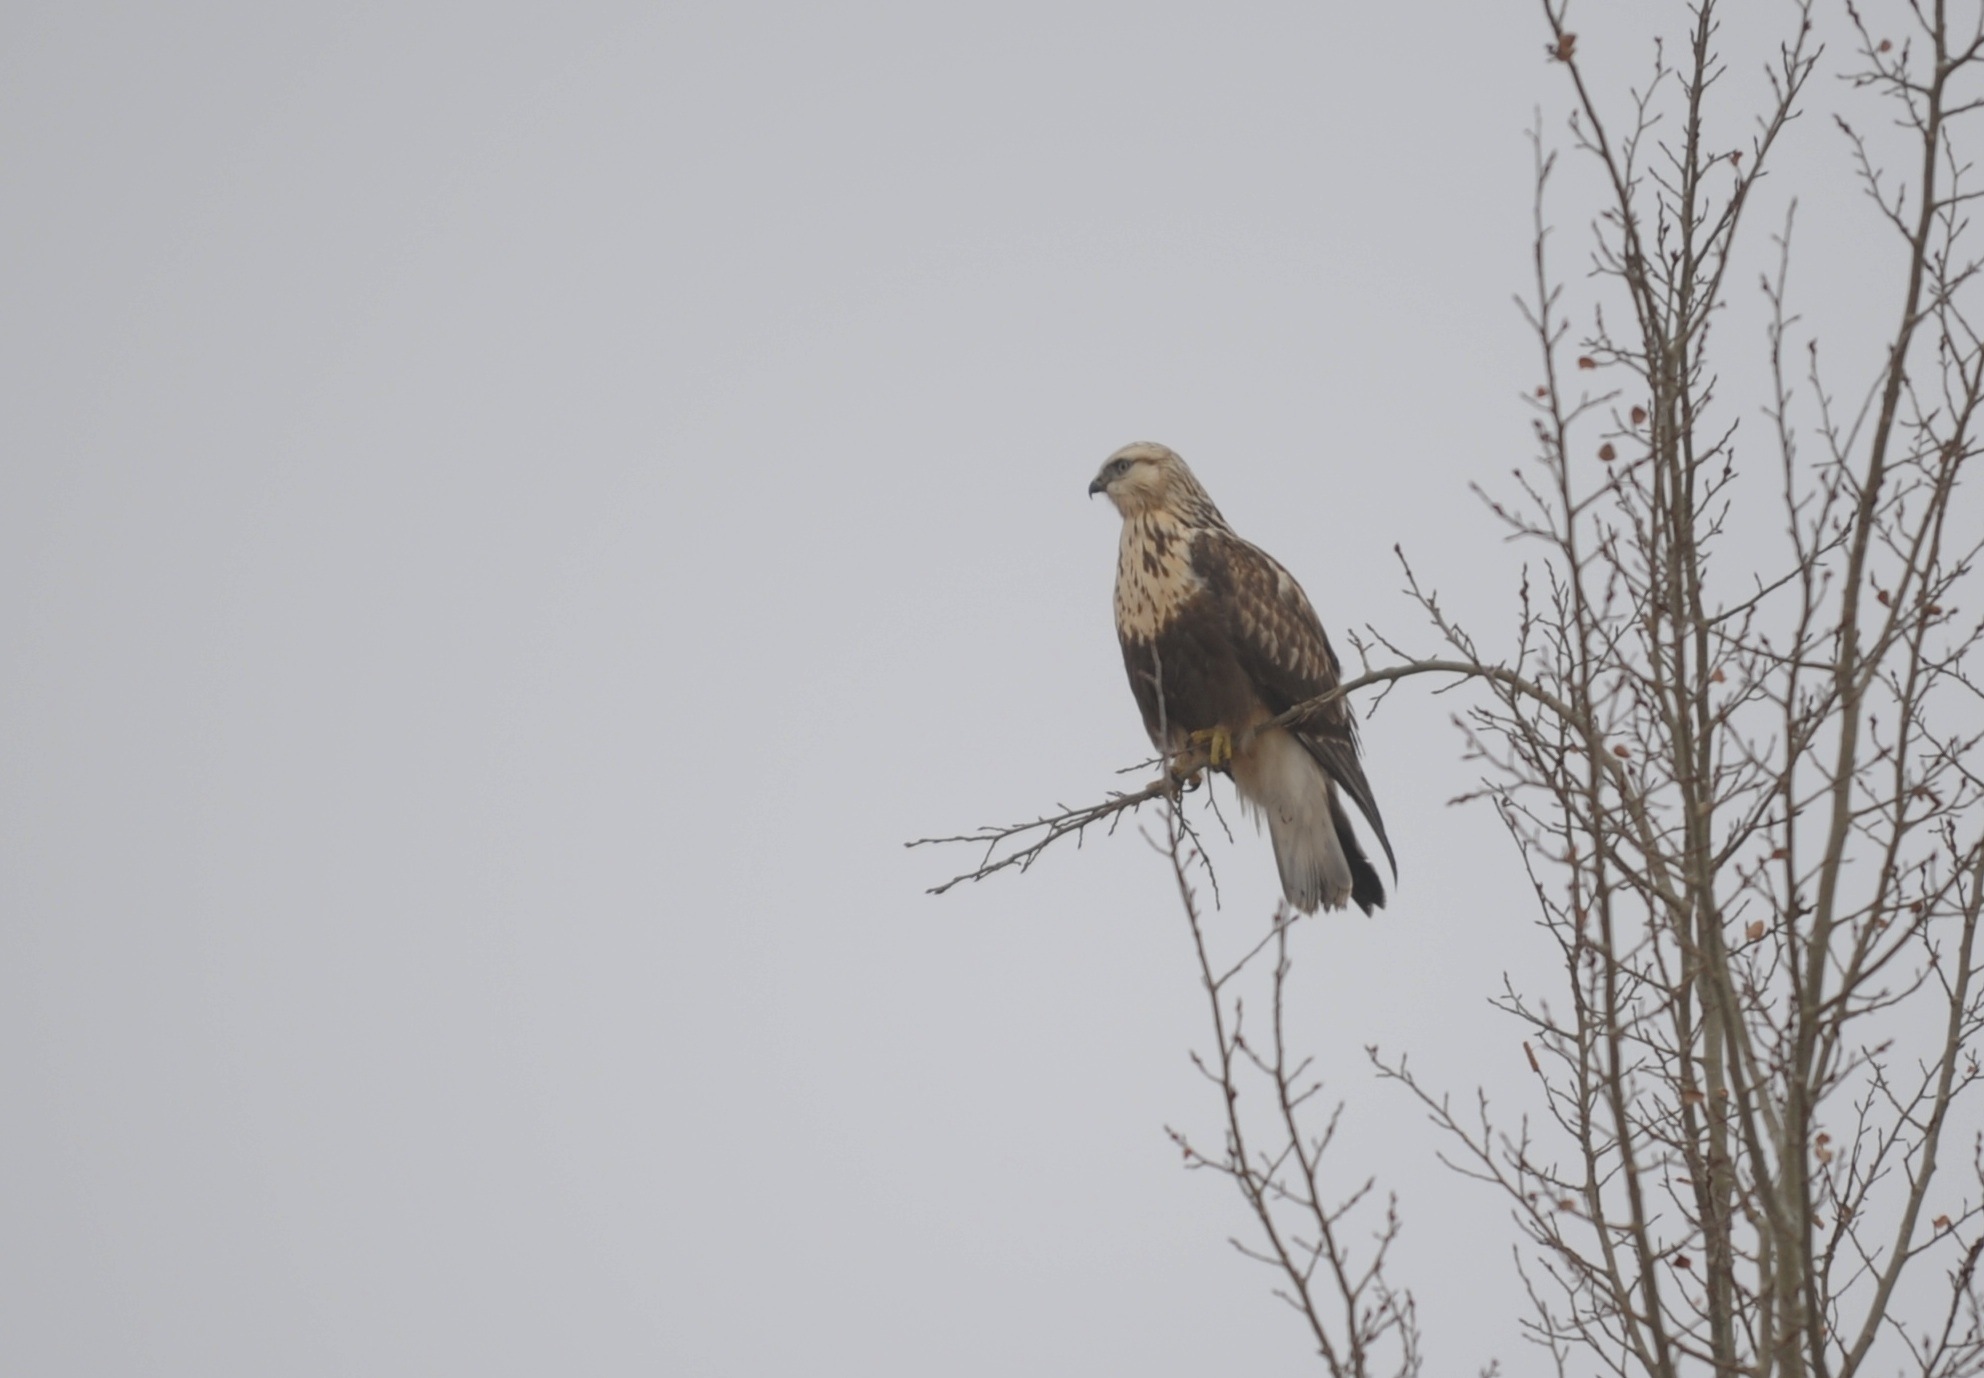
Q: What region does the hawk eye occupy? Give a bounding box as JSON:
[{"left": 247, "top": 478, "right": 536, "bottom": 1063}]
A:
[{"left": 1112, "top": 458, "right": 1131, "bottom": 475}]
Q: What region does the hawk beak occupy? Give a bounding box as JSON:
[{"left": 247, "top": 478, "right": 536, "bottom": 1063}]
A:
[{"left": 1088, "top": 477, "right": 1107, "bottom": 497}]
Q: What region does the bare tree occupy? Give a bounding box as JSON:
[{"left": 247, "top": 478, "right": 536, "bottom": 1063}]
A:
[{"left": 916, "top": 3, "right": 1984, "bottom": 1374}]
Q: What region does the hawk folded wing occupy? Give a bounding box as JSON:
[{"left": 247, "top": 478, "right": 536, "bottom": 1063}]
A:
[{"left": 1194, "top": 530, "right": 1397, "bottom": 880}]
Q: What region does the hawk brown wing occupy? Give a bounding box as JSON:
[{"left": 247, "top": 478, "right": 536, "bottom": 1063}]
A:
[{"left": 1193, "top": 529, "right": 1398, "bottom": 878}]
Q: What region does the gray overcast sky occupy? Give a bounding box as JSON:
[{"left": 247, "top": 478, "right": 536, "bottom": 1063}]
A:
[{"left": 0, "top": 3, "right": 1912, "bottom": 1375}]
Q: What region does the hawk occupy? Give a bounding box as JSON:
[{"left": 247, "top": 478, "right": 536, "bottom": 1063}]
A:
[{"left": 1090, "top": 442, "right": 1395, "bottom": 914}]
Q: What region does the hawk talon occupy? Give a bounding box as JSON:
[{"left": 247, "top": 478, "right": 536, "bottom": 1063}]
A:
[
  {"left": 1164, "top": 760, "right": 1206, "bottom": 790},
  {"left": 1188, "top": 726, "right": 1235, "bottom": 769}
]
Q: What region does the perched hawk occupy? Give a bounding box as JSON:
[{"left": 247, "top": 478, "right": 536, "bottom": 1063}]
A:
[{"left": 1090, "top": 442, "right": 1395, "bottom": 914}]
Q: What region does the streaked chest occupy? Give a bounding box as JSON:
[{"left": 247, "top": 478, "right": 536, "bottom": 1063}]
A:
[{"left": 1114, "top": 515, "right": 1203, "bottom": 640}]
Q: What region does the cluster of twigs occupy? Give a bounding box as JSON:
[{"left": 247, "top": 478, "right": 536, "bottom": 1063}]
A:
[
  {"left": 1365, "top": 3, "right": 1984, "bottom": 1374},
  {"left": 1158, "top": 802, "right": 1423, "bottom": 1378}
]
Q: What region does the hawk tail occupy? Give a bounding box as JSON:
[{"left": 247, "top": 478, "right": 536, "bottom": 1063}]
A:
[{"left": 1231, "top": 729, "right": 1387, "bottom": 915}]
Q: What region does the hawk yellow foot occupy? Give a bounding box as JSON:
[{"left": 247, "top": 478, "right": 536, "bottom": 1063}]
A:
[{"left": 1188, "top": 726, "right": 1235, "bottom": 769}]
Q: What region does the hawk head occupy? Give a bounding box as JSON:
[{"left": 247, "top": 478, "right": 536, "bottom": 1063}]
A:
[{"left": 1088, "top": 442, "right": 1220, "bottom": 523}]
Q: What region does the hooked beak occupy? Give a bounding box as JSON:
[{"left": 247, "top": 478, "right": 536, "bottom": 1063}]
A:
[{"left": 1087, "top": 476, "right": 1107, "bottom": 497}]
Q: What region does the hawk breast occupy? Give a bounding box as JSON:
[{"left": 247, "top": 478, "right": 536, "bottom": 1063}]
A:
[{"left": 1114, "top": 512, "right": 1202, "bottom": 641}]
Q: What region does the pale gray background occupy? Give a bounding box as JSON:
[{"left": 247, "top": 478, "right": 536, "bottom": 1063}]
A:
[{"left": 0, "top": 3, "right": 1900, "bottom": 1375}]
